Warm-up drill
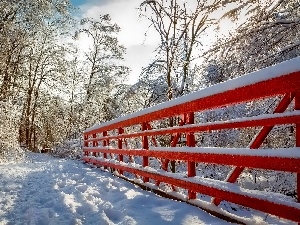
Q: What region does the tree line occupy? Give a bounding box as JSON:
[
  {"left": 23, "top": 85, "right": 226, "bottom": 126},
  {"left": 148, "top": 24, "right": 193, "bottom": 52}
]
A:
[{"left": 0, "top": 0, "right": 299, "bottom": 160}]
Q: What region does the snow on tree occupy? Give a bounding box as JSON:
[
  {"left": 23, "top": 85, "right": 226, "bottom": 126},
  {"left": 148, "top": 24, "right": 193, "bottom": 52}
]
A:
[
  {"left": 0, "top": 101, "right": 24, "bottom": 163},
  {"left": 206, "top": 0, "right": 300, "bottom": 79},
  {"left": 0, "top": 0, "right": 73, "bottom": 153},
  {"left": 74, "top": 15, "right": 129, "bottom": 129}
]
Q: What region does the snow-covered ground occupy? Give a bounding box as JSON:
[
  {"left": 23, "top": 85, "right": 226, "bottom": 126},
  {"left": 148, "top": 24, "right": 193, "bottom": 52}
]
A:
[{"left": 0, "top": 153, "right": 229, "bottom": 225}]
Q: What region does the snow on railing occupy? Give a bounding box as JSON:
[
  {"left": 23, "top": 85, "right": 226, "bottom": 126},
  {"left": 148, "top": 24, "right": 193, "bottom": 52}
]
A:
[{"left": 83, "top": 57, "right": 300, "bottom": 223}]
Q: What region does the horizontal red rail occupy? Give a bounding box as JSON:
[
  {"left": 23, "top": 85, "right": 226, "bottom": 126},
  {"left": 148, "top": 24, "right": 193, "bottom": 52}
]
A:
[
  {"left": 85, "top": 111, "right": 300, "bottom": 142},
  {"left": 84, "top": 147, "right": 300, "bottom": 173},
  {"left": 83, "top": 157, "right": 300, "bottom": 222},
  {"left": 84, "top": 71, "right": 300, "bottom": 136}
]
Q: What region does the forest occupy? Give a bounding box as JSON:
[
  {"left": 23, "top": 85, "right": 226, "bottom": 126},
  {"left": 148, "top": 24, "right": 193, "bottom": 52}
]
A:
[{"left": 0, "top": 0, "right": 299, "bottom": 166}]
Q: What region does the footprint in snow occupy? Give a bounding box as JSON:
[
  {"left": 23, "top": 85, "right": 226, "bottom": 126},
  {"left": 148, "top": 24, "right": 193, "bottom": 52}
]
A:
[
  {"left": 57, "top": 180, "right": 66, "bottom": 188},
  {"left": 75, "top": 184, "right": 88, "bottom": 193},
  {"left": 102, "top": 201, "right": 123, "bottom": 223},
  {"left": 72, "top": 174, "right": 85, "bottom": 183}
]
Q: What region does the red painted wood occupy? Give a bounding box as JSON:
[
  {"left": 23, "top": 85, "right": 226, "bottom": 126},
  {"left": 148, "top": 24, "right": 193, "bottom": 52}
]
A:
[
  {"left": 251, "top": 93, "right": 296, "bottom": 147},
  {"left": 212, "top": 93, "right": 295, "bottom": 205},
  {"left": 84, "top": 72, "right": 300, "bottom": 136},
  {"left": 83, "top": 157, "right": 300, "bottom": 222},
  {"left": 187, "top": 112, "right": 196, "bottom": 199},
  {"left": 92, "top": 133, "right": 97, "bottom": 156},
  {"left": 142, "top": 122, "right": 149, "bottom": 182},
  {"left": 84, "top": 135, "right": 88, "bottom": 156},
  {"left": 82, "top": 70, "right": 300, "bottom": 222},
  {"left": 162, "top": 116, "right": 186, "bottom": 171},
  {"left": 295, "top": 91, "right": 300, "bottom": 204},
  {"left": 83, "top": 147, "right": 300, "bottom": 173},
  {"left": 103, "top": 131, "right": 108, "bottom": 169},
  {"left": 84, "top": 113, "right": 300, "bottom": 143},
  {"left": 145, "top": 122, "right": 161, "bottom": 186},
  {"left": 118, "top": 128, "right": 124, "bottom": 175}
]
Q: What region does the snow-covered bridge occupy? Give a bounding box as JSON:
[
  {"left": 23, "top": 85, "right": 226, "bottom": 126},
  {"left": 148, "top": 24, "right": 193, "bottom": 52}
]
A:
[{"left": 83, "top": 57, "right": 300, "bottom": 224}]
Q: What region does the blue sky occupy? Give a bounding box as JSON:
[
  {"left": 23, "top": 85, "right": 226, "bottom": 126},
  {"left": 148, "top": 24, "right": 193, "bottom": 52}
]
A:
[
  {"left": 70, "top": 0, "right": 84, "bottom": 6},
  {"left": 71, "top": 0, "right": 106, "bottom": 7}
]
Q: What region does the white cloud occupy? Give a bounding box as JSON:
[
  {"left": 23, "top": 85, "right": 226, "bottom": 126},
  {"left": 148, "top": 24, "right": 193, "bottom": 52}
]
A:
[
  {"left": 74, "top": 1, "right": 238, "bottom": 85},
  {"left": 78, "top": 0, "right": 160, "bottom": 84}
]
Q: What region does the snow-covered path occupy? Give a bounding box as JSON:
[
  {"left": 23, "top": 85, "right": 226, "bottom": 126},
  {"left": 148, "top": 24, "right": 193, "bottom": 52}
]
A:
[{"left": 0, "top": 153, "right": 227, "bottom": 225}]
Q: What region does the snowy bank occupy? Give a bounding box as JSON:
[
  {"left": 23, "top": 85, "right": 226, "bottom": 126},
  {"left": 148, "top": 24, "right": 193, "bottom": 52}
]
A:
[{"left": 0, "top": 153, "right": 229, "bottom": 225}]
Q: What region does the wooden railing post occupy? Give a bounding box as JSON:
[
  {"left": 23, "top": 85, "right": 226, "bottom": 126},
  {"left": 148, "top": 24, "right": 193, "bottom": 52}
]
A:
[
  {"left": 92, "top": 133, "right": 97, "bottom": 157},
  {"left": 84, "top": 135, "right": 88, "bottom": 156},
  {"left": 295, "top": 91, "right": 300, "bottom": 205},
  {"left": 142, "top": 122, "right": 149, "bottom": 182},
  {"left": 186, "top": 112, "right": 196, "bottom": 199},
  {"left": 103, "top": 131, "right": 108, "bottom": 169},
  {"left": 118, "top": 127, "right": 124, "bottom": 175}
]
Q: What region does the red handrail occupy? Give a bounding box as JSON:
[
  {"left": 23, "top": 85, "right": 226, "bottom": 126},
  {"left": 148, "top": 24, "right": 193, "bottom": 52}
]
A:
[{"left": 83, "top": 57, "right": 300, "bottom": 223}]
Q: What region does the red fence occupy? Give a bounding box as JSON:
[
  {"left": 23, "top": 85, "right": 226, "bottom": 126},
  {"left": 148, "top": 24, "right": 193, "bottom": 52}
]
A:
[{"left": 83, "top": 57, "right": 300, "bottom": 223}]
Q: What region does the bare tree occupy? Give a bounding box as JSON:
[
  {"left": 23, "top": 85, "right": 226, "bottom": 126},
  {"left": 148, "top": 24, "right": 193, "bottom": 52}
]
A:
[
  {"left": 206, "top": 0, "right": 300, "bottom": 79},
  {"left": 75, "top": 15, "right": 129, "bottom": 128}
]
